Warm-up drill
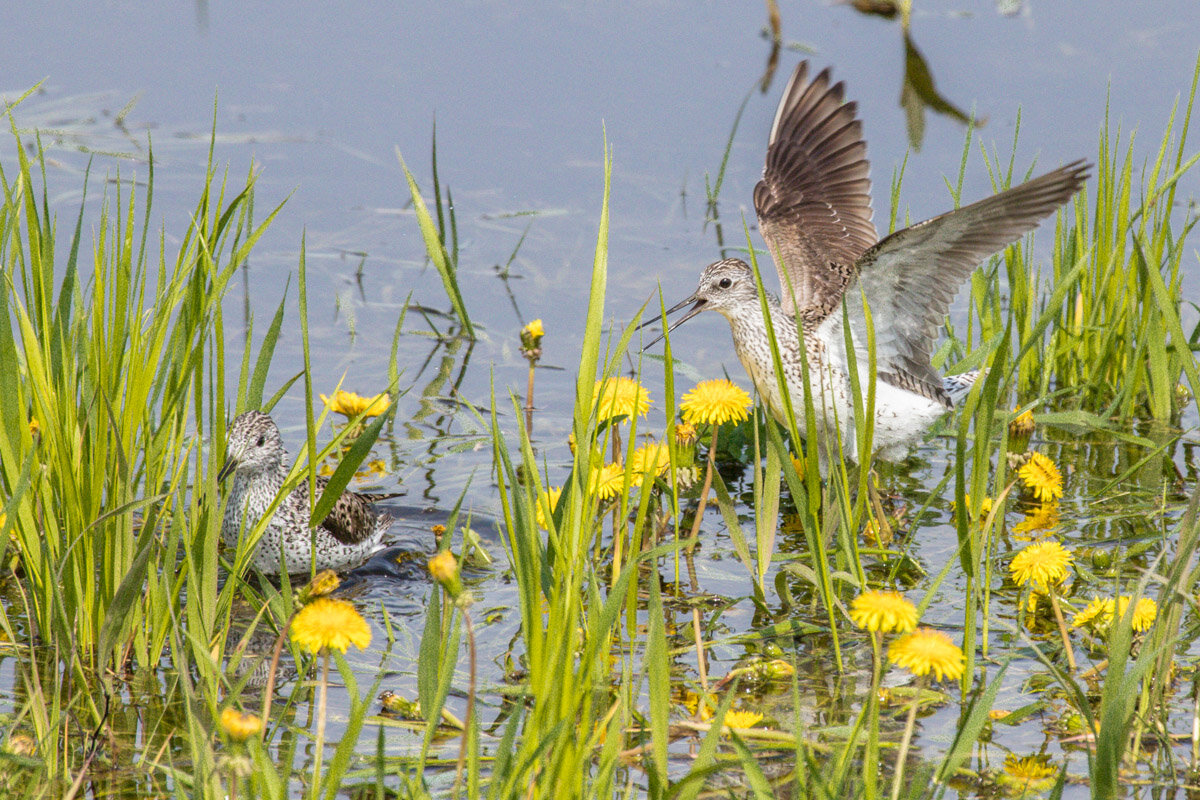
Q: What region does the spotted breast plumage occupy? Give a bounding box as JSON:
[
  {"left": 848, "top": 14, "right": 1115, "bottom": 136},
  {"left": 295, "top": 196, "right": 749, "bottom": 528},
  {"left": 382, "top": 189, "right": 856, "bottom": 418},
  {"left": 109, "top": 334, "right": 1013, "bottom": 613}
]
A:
[
  {"left": 219, "top": 410, "right": 392, "bottom": 574},
  {"left": 644, "top": 61, "right": 1088, "bottom": 466}
]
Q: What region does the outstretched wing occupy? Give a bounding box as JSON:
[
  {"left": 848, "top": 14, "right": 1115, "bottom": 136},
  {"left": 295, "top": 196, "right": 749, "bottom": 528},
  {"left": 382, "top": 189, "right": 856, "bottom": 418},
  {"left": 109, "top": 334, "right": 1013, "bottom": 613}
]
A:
[
  {"left": 827, "top": 160, "right": 1090, "bottom": 404},
  {"left": 754, "top": 62, "right": 877, "bottom": 319}
]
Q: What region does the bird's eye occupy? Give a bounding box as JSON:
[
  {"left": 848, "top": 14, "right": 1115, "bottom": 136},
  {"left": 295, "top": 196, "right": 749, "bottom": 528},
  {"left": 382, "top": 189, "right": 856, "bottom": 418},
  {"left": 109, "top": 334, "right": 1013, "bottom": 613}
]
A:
[
  {"left": 718, "top": 277, "right": 733, "bottom": 289},
  {"left": 256, "top": 435, "right": 265, "bottom": 447}
]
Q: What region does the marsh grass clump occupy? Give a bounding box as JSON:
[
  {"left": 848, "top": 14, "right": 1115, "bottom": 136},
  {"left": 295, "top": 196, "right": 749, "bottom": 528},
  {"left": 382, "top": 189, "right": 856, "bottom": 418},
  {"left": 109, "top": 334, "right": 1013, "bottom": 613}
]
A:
[{"left": 0, "top": 104, "right": 394, "bottom": 797}]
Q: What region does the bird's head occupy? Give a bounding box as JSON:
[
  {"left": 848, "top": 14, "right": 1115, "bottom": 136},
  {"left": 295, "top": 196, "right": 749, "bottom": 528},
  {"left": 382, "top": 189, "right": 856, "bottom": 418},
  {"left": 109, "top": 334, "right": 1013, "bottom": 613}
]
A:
[
  {"left": 218, "top": 410, "right": 285, "bottom": 481},
  {"left": 639, "top": 258, "right": 764, "bottom": 347}
]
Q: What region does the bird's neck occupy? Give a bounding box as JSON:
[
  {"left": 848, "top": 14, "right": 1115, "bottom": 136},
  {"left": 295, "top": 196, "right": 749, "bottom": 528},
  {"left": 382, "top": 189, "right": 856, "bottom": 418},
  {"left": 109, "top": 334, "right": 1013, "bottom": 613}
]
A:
[
  {"left": 723, "top": 293, "right": 799, "bottom": 341},
  {"left": 234, "top": 461, "right": 288, "bottom": 488}
]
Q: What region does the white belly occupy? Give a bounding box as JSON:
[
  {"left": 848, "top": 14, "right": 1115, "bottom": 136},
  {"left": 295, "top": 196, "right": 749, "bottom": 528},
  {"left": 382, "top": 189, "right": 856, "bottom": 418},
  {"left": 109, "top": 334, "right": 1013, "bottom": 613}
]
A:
[{"left": 729, "top": 316, "right": 947, "bottom": 464}]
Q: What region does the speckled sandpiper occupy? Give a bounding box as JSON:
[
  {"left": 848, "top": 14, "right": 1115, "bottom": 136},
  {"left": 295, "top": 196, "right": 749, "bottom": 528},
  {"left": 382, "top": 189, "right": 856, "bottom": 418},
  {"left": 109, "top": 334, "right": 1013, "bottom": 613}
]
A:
[
  {"left": 219, "top": 410, "right": 393, "bottom": 574},
  {"left": 645, "top": 62, "right": 1088, "bottom": 464}
]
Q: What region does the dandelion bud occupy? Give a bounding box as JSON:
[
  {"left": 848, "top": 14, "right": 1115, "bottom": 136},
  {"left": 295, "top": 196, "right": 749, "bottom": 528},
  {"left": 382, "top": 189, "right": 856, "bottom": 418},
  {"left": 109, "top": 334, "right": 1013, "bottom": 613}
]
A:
[
  {"left": 220, "top": 708, "right": 263, "bottom": 742},
  {"left": 428, "top": 550, "right": 464, "bottom": 599},
  {"left": 298, "top": 569, "right": 341, "bottom": 603}
]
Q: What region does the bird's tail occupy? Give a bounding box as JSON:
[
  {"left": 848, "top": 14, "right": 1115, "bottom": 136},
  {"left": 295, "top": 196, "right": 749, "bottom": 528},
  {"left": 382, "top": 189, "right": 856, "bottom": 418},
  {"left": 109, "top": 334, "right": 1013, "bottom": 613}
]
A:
[{"left": 943, "top": 369, "right": 985, "bottom": 406}]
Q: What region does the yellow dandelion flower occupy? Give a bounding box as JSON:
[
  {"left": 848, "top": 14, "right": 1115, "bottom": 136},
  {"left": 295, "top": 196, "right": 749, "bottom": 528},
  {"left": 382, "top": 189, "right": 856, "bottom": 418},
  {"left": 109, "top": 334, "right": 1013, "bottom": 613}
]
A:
[
  {"left": 521, "top": 319, "right": 544, "bottom": 345},
  {"left": 849, "top": 590, "right": 918, "bottom": 634},
  {"left": 952, "top": 494, "right": 994, "bottom": 522},
  {"left": 428, "top": 551, "right": 457, "bottom": 581},
  {"left": 787, "top": 453, "right": 806, "bottom": 479},
  {"left": 722, "top": 710, "right": 763, "bottom": 730},
  {"left": 535, "top": 486, "right": 563, "bottom": 529},
  {"left": 976, "top": 496, "right": 994, "bottom": 519},
  {"left": 589, "top": 462, "right": 626, "bottom": 501},
  {"left": 320, "top": 389, "right": 390, "bottom": 419},
  {"left": 630, "top": 442, "right": 671, "bottom": 479},
  {"left": 1009, "top": 407, "right": 1035, "bottom": 438},
  {"left": 1116, "top": 596, "right": 1157, "bottom": 632},
  {"left": 681, "top": 690, "right": 716, "bottom": 721},
  {"left": 1018, "top": 452, "right": 1063, "bottom": 503},
  {"left": 592, "top": 377, "right": 651, "bottom": 421},
  {"left": 674, "top": 422, "right": 698, "bottom": 448},
  {"left": 887, "top": 628, "right": 964, "bottom": 681},
  {"left": 680, "top": 379, "right": 752, "bottom": 426},
  {"left": 291, "top": 597, "right": 372, "bottom": 654},
  {"left": 220, "top": 707, "right": 263, "bottom": 742},
  {"left": 1072, "top": 596, "right": 1113, "bottom": 629},
  {"left": 1001, "top": 753, "right": 1057, "bottom": 791},
  {"left": 1130, "top": 597, "right": 1157, "bottom": 631},
  {"left": 1009, "top": 540, "right": 1073, "bottom": 590},
  {"left": 28, "top": 418, "right": 39, "bottom": 437}
]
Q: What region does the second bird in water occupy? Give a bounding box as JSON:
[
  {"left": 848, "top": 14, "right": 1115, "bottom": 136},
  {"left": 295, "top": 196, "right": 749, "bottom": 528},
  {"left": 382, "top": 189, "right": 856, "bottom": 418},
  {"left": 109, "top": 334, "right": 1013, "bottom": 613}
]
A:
[
  {"left": 646, "top": 61, "right": 1088, "bottom": 464},
  {"left": 219, "top": 411, "right": 392, "bottom": 574}
]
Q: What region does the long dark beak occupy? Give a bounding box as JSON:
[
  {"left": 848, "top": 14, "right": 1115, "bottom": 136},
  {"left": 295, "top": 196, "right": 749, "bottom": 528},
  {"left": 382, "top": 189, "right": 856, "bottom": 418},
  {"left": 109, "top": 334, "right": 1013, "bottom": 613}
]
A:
[
  {"left": 217, "top": 458, "right": 237, "bottom": 483},
  {"left": 637, "top": 294, "right": 708, "bottom": 350}
]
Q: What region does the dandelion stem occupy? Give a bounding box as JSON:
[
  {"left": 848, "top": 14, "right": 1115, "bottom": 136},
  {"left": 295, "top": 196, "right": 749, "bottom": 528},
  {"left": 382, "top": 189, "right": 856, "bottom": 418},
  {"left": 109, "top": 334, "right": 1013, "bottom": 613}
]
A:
[
  {"left": 453, "top": 607, "right": 477, "bottom": 798},
  {"left": 685, "top": 427, "right": 720, "bottom": 704},
  {"left": 863, "top": 633, "right": 882, "bottom": 799},
  {"left": 311, "top": 651, "right": 330, "bottom": 798},
  {"left": 524, "top": 362, "right": 535, "bottom": 434},
  {"left": 1046, "top": 590, "right": 1077, "bottom": 672},
  {"left": 259, "top": 612, "right": 297, "bottom": 738},
  {"left": 692, "top": 608, "right": 709, "bottom": 708},
  {"left": 687, "top": 426, "right": 719, "bottom": 567},
  {"left": 890, "top": 674, "right": 925, "bottom": 800}
]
